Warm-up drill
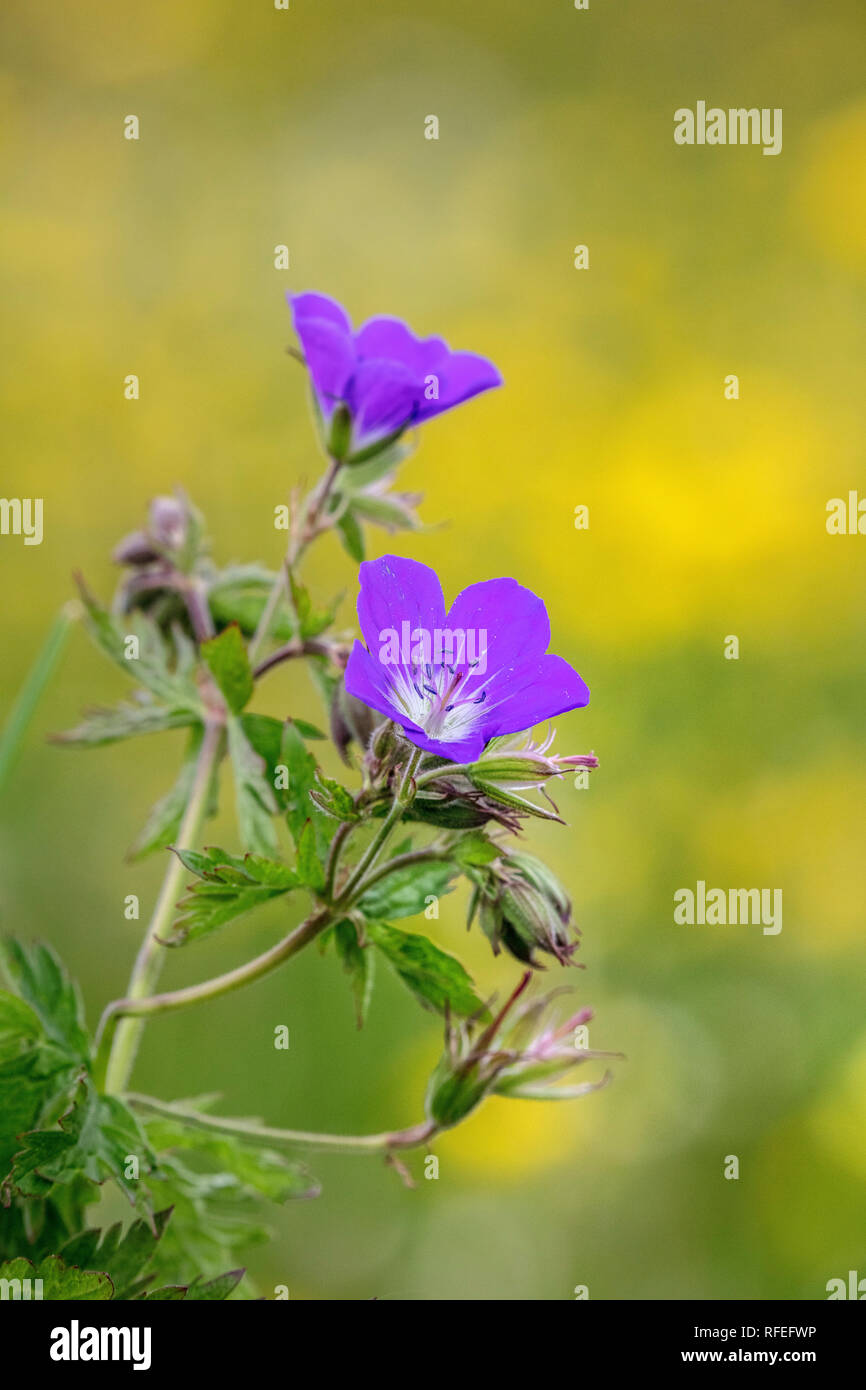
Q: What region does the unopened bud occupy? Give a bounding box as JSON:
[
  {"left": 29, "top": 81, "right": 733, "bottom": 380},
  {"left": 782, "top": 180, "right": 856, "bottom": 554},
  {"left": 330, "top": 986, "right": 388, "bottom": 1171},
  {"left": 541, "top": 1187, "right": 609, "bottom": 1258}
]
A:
[
  {"left": 149, "top": 495, "right": 188, "bottom": 551},
  {"left": 112, "top": 530, "right": 160, "bottom": 566}
]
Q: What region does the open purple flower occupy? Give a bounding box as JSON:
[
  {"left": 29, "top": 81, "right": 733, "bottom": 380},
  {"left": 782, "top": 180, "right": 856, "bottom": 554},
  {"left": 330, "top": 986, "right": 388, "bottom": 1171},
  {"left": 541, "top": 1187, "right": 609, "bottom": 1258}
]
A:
[
  {"left": 288, "top": 292, "right": 502, "bottom": 460},
  {"left": 344, "top": 555, "right": 590, "bottom": 761}
]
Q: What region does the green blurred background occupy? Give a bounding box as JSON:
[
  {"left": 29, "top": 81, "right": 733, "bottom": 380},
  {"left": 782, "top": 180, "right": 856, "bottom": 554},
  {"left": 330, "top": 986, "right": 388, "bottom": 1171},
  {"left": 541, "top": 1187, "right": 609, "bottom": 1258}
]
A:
[{"left": 2, "top": 0, "right": 865, "bottom": 1299}]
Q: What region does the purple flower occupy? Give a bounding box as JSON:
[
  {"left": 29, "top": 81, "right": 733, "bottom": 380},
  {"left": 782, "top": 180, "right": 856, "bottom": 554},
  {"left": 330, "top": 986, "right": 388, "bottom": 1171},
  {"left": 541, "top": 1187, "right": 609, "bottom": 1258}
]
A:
[
  {"left": 288, "top": 292, "right": 502, "bottom": 459},
  {"left": 344, "top": 555, "right": 590, "bottom": 761}
]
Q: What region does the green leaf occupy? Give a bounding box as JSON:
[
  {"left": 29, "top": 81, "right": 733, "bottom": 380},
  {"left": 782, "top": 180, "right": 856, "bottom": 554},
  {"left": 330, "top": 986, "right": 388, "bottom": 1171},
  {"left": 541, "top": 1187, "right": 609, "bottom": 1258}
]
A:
[
  {"left": 334, "top": 920, "right": 374, "bottom": 1028},
  {"left": 240, "top": 713, "right": 291, "bottom": 810},
  {"left": 0, "top": 1254, "right": 113, "bottom": 1300},
  {"left": 365, "top": 921, "right": 484, "bottom": 1017},
  {"left": 75, "top": 580, "right": 202, "bottom": 714},
  {"left": 141, "top": 1151, "right": 267, "bottom": 1289},
  {"left": 227, "top": 716, "right": 279, "bottom": 858},
  {"left": 6, "top": 1079, "right": 156, "bottom": 1206},
  {"left": 143, "top": 1114, "right": 318, "bottom": 1205},
  {"left": 128, "top": 725, "right": 216, "bottom": 861},
  {"left": 453, "top": 831, "right": 501, "bottom": 869},
  {"left": 52, "top": 698, "right": 198, "bottom": 747},
  {"left": 340, "top": 435, "right": 414, "bottom": 488},
  {"left": 294, "top": 718, "right": 327, "bottom": 740},
  {"left": 296, "top": 821, "right": 325, "bottom": 894},
  {"left": 309, "top": 771, "right": 361, "bottom": 823},
  {"left": 201, "top": 624, "right": 254, "bottom": 715},
  {"left": 183, "top": 1268, "right": 245, "bottom": 1300},
  {"left": 0, "top": 939, "right": 89, "bottom": 1061},
  {"left": 141, "top": 1107, "right": 318, "bottom": 1289},
  {"left": 0, "top": 1179, "right": 94, "bottom": 1264},
  {"left": 171, "top": 849, "right": 300, "bottom": 945},
  {"left": 348, "top": 491, "right": 422, "bottom": 533},
  {"left": 280, "top": 720, "right": 336, "bottom": 858},
  {"left": 59, "top": 1208, "right": 173, "bottom": 1300},
  {"left": 358, "top": 860, "right": 457, "bottom": 921},
  {"left": 0, "top": 991, "right": 42, "bottom": 1057},
  {"left": 208, "top": 565, "right": 294, "bottom": 641},
  {"left": 335, "top": 507, "right": 365, "bottom": 563},
  {"left": 288, "top": 573, "right": 339, "bottom": 640},
  {"left": 0, "top": 1050, "right": 79, "bottom": 1176},
  {"left": 0, "top": 944, "right": 88, "bottom": 1176}
]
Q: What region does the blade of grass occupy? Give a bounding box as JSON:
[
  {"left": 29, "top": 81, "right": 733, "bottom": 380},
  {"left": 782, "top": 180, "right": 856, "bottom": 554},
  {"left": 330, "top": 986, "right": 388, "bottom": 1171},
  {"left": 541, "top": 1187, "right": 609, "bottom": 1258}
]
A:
[{"left": 0, "top": 602, "right": 78, "bottom": 794}]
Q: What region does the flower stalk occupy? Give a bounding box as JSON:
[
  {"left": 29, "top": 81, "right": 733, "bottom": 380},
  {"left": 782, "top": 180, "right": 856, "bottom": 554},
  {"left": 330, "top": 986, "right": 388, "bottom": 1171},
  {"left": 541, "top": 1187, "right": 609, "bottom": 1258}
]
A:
[{"left": 101, "top": 718, "right": 225, "bottom": 1094}]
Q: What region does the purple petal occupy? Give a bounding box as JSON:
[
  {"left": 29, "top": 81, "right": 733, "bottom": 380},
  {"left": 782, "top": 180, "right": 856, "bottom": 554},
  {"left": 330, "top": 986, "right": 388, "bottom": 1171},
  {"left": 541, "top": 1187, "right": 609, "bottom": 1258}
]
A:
[
  {"left": 344, "top": 639, "right": 400, "bottom": 720},
  {"left": 414, "top": 351, "right": 503, "bottom": 423},
  {"left": 407, "top": 728, "right": 487, "bottom": 761},
  {"left": 289, "top": 291, "right": 352, "bottom": 334},
  {"left": 355, "top": 316, "right": 450, "bottom": 375},
  {"left": 345, "top": 358, "right": 419, "bottom": 448},
  {"left": 290, "top": 315, "right": 355, "bottom": 421},
  {"left": 478, "top": 654, "right": 590, "bottom": 739},
  {"left": 356, "top": 555, "right": 447, "bottom": 653},
  {"left": 446, "top": 578, "right": 551, "bottom": 693}
]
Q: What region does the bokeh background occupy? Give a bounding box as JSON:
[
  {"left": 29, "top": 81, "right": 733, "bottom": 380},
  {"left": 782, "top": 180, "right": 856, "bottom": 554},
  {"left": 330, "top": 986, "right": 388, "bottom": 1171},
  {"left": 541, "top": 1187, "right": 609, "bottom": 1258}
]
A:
[{"left": 2, "top": 0, "right": 865, "bottom": 1299}]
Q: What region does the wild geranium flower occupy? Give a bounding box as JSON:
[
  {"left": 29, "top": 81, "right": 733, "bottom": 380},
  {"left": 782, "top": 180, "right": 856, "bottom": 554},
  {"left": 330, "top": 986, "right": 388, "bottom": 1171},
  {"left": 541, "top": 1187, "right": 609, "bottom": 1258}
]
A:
[
  {"left": 289, "top": 292, "right": 502, "bottom": 461},
  {"left": 344, "top": 555, "right": 590, "bottom": 760}
]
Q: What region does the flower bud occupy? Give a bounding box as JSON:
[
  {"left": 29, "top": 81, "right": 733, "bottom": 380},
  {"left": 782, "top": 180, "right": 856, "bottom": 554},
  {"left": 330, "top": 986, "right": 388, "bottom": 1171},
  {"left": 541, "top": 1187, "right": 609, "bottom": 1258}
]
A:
[
  {"left": 149, "top": 494, "right": 189, "bottom": 552},
  {"left": 112, "top": 529, "right": 160, "bottom": 566},
  {"left": 425, "top": 974, "right": 613, "bottom": 1129},
  {"left": 472, "top": 852, "right": 578, "bottom": 966}
]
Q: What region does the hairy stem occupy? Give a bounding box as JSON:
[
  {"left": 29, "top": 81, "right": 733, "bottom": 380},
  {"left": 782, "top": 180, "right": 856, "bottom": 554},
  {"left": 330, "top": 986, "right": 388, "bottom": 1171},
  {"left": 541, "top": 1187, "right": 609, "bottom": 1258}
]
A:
[
  {"left": 127, "top": 1092, "right": 438, "bottom": 1154},
  {"left": 97, "top": 906, "right": 331, "bottom": 1041},
  {"left": 101, "top": 719, "right": 224, "bottom": 1094},
  {"left": 247, "top": 456, "right": 342, "bottom": 664},
  {"left": 252, "top": 636, "right": 346, "bottom": 681}
]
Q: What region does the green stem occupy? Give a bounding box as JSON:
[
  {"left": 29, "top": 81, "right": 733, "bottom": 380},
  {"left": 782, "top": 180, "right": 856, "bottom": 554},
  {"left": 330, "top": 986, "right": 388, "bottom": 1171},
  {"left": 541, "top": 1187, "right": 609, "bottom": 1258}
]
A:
[
  {"left": 127, "top": 1092, "right": 438, "bottom": 1154},
  {"left": 0, "top": 603, "right": 77, "bottom": 796},
  {"left": 101, "top": 719, "right": 224, "bottom": 1094},
  {"left": 353, "top": 845, "right": 450, "bottom": 897},
  {"left": 97, "top": 905, "right": 331, "bottom": 1041},
  {"left": 335, "top": 746, "right": 423, "bottom": 906}
]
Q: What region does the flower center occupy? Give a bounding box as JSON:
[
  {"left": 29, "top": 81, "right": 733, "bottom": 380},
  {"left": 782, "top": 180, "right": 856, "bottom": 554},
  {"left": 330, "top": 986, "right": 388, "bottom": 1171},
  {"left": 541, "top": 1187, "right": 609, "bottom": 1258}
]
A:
[{"left": 388, "top": 659, "right": 490, "bottom": 744}]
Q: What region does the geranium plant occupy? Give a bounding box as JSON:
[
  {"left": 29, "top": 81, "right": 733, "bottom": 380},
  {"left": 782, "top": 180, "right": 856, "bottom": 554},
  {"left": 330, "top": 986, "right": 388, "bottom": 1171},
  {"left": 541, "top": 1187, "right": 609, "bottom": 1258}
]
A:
[{"left": 0, "top": 293, "right": 613, "bottom": 1300}]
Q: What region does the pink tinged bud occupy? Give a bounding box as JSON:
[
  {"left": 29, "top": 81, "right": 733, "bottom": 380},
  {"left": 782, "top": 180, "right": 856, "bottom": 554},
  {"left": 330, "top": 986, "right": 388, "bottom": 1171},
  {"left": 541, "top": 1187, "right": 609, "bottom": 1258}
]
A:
[
  {"left": 112, "top": 530, "right": 160, "bottom": 566},
  {"left": 149, "top": 495, "right": 188, "bottom": 550}
]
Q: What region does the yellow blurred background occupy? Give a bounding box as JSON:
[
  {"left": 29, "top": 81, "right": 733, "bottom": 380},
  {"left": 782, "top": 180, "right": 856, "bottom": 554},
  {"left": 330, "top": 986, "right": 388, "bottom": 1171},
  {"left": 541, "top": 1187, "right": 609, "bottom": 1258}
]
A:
[{"left": 1, "top": 0, "right": 865, "bottom": 1298}]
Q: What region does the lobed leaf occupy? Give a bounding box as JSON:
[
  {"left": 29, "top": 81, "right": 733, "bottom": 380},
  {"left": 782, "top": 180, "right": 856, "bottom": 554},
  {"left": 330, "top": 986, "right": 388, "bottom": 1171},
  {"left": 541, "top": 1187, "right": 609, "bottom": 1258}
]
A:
[
  {"left": 171, "top": 849, "right": 300, "bottom": 945},
  {"left": 365, "top": 921, "right": 485, "bottom": 1017},
  {"left": 358, "top": 860, "right": 457, "bottom": 921}
]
